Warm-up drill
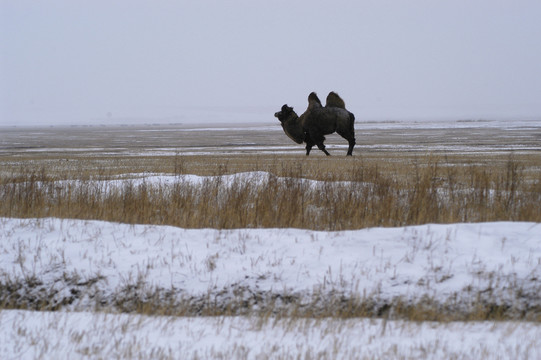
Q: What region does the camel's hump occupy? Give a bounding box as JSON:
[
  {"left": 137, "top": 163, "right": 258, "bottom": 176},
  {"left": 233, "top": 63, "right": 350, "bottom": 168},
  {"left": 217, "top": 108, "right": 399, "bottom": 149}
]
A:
[
  {"left": 326, "top": 91, "right": 346, "bottom": 109},
  {"left": 307, "top": 92, "right": 323, "bottom": 109}
]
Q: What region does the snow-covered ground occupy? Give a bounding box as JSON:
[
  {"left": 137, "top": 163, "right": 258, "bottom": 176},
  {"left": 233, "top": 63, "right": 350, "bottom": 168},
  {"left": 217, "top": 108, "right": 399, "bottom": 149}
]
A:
[
  {"left": 2, "top": 217, "right": 540, "bottom": 313},
  {"left": 2, "top": 217, "right": 541, "bottom": 358},
  {"left": 2, "top": 309, "right": 540, "bottom": 359}
]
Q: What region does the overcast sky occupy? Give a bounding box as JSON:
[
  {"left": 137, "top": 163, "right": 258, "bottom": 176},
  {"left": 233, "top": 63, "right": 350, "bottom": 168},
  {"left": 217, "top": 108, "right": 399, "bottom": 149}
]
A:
[{"left": 1, "top": 0, "right": 540, "bottom": 126}]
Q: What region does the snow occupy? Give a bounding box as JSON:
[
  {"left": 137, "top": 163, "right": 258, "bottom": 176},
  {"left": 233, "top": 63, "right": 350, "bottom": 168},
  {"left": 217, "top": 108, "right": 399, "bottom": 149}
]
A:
[
  {"left": 53, "top": 171, "right": 356, "bottom": 197},
  {"left": 1, "top": 217, "right": 540, "bottom": 309},
  {"left": 1, "top": 309, "right": 540, "bottom": 359},
  {"left": 1, "top": 218, "right": 540, "bottom": 358}
]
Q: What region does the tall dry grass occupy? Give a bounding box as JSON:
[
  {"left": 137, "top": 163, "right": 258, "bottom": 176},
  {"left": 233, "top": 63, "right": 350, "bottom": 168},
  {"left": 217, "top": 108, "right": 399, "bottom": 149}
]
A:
[{"left": 1, "top": 157, "right": 540, "bottom": 230}]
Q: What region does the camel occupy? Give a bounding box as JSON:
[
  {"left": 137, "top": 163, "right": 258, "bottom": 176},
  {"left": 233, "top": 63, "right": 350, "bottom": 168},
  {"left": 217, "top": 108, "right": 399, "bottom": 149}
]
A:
[{"left": 275, "top": 92, "right": 356, "bottom": 156}]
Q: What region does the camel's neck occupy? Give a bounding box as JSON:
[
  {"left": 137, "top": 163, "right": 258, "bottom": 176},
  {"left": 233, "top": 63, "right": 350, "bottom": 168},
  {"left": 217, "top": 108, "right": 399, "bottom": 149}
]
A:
[{"left": 281, "top": 114, "right": 305, "bottom": 144}]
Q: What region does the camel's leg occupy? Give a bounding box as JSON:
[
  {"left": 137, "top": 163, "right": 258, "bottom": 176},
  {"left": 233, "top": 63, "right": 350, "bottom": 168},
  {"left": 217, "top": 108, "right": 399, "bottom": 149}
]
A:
[
  {"left": 337, "top": 130, "right": 356, "bottom": 156},
  {"left": 347, "top": 141, "right": 355, "bottom": 156},
  {"left": 317, "top": 143, "right": 330, "bottom": 156},
  {"left": 315, "top": 137, "right": 330, "bottom": 156},
  {"left": 346, "top": 137, "right": 356, "bottom": 156},
  {"left": 309, "top": 131, "right": 330, "bottom": 156},
  {"left": 304, "top": 134, "right": 315, "bottom": 156}
]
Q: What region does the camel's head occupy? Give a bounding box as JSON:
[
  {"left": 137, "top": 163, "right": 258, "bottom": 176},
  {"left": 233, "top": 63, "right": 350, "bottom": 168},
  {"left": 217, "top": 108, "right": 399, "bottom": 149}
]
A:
[{"left": 274, "top": 104, "right": 296, "bottom": 123}]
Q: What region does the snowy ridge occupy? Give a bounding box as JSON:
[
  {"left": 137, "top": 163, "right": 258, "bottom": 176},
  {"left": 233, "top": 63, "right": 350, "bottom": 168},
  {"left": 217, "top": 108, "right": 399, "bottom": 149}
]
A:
[
  {"left": 76, "top": 171, "right": 345, "bottom": 189},
  {"left": 1, "top": 218, "right": 540, "bottom": 316},
  {"left": 42, "top": 172, "right": 360, "bottom": 204}
]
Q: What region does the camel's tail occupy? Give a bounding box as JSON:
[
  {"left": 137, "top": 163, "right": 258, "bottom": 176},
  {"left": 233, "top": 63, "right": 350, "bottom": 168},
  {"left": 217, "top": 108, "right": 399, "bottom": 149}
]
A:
[{"left": 349, "top": 112, "right": 355, "bottom": 135}]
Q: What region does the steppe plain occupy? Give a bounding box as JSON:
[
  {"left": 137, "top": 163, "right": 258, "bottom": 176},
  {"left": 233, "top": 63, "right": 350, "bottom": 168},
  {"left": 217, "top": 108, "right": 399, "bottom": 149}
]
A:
[
  {"left": 1, "top": 118, "right": 541, "bottom": 359},
  {"left": 1, "top": 118, "right": 540, "bottom": 179}
]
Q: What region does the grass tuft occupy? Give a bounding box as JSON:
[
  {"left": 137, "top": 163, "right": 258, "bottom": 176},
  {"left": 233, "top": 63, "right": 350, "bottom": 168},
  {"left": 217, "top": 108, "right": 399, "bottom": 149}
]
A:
[{"left": 1, "top": 157, "right": 540, "bottom": 230}]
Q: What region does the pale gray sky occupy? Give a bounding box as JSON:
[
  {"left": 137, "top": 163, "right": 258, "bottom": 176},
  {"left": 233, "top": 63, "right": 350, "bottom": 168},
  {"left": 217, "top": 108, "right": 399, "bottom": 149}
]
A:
[{"left": 1, "top": 0, "right": 540, "bottom": 126}]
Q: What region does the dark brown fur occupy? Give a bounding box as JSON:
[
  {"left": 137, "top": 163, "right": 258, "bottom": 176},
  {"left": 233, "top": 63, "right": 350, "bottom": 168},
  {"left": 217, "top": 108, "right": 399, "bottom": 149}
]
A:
[
  {"left": 274, "top": 104, "right": 305, "bottom": 144},
  {"left": 326, "top": 91, "right": 346, "bottom": 109},
  {"left": 307, "top": 92, "right": 323, "bottom": 109},
  {"left": 275, "top": 92, "right": 356, "bottom": 156}
]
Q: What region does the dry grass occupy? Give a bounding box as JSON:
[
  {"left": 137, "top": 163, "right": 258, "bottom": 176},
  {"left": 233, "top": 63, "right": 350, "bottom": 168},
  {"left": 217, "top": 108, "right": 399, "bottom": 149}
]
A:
[
  {"left": 3, "top": 277, "right": 539, "bottom": 322},
  {"left": 1, "top": 155, "right": 540, "bottom": 230}
]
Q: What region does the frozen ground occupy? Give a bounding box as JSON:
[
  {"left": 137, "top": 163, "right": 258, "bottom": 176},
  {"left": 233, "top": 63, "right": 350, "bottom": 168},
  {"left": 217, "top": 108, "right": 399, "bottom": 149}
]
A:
[{"left": 1, "top": 119, "right": 540, "bottom": 157}]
